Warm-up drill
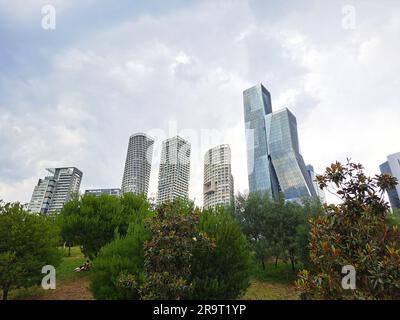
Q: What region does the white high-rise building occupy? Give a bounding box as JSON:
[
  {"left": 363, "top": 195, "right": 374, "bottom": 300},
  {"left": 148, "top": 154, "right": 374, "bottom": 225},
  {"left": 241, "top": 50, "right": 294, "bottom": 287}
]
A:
[
  {"left": 203, "top": 144, "right": 234, "bottom": 209},
  {"left": 157, "top": 136, "right": 191, "bottom": 205},
  {"left": 85, "top": 188, "right": 121, "bottom": 197},
  {"left": 28, "top": 173, "right": 56, "bottom": 214},
  {"left": 121, "top": 133, "right": 154, "bottom": 196},
  {"left": 48, "top": 167, "right": 83, "bottom": 213},
  {"left": 28, "top": 167, "right": 83, "bottom": 214}
]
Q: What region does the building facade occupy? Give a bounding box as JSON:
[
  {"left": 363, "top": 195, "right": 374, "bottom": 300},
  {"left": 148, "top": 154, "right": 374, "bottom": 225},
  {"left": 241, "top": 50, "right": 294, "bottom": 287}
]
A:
[
  {"left": 28, "top": 167, "right": 83, "bottom": 214},
  {"left": 157, "top": 136, "right": 191, "bottom": 205},
  {"left": 380, "top": 152, "right": 400, "bottom": 210},
  {"left": 85, "top": 188, "right": 121, "bottom": 197},
  {"left": 203, "top": 144, "right": 234, "bottom": 209},
  {"left": 121, "top": 133, "right": 154, "bottom": 196},
  {"left": 306, "top": 165, "right": 326, "bottom": 203},
  {"left": 28, "top": 174, "right": 56, "bottom": 214},
  {"left": 243, "top": 83, "right": 317, "bottom": 201},
  {"left": 48, "top": 167, "right": 83, "bottom": 213}
]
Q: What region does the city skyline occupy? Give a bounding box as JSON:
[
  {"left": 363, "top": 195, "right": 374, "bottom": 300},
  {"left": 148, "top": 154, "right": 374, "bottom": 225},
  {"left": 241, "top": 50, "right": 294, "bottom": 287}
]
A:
[{"left": 1, "top": 1, "right": 399, "bottom": 207}]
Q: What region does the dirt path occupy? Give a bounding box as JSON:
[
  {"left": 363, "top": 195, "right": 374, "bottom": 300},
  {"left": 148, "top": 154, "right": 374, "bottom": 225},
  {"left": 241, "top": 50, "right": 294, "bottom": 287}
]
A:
[{"left": 26, "top": 276, "right": 93, "bottom": 300}]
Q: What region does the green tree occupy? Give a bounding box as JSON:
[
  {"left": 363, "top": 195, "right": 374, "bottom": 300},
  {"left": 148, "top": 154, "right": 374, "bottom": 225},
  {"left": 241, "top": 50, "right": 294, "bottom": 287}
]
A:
[
  {"left": 140, "top": 200, "right": 214, "bottom": 300},
  {"left": 296, "top": 160, "right": 400, "bottom": 300},
  {"left": 191, "top": 207, "right": 252, "bottom": 299},
  {"left": 90, "top": 203, "right": 153, "bottom": 300},
  {"left": 0, "top": 201, "right": 61, "bottom": 300},
  {"left": 113, "top": 199, "right": 252, "bottom": 300},
  {"left": 231, "top": 192, "right": 273, "bottom": 269},
  {"left": 58, "top": 193, "right": 147, "bottom": 259},
  {"left": 231, "top": 192, "right": 321, "bottom": 271}
]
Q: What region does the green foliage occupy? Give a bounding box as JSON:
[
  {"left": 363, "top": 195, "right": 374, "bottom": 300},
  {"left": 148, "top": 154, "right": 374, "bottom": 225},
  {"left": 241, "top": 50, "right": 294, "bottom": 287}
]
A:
[
  {"left": 231, "top": 192, "right": 322, "bottom": 271},
  {"left": 90, "top": 216, "right": 151, "bottom": 300},
  {"left": 296, "top": 160, "right": 400, "bottom": 300},
  {"left": 108, "top": 199, "right": 252, "bottom": 300},
  {"left": 191, "top": 208, "right": 252, "bottom": 299},
  {"left": 140, "top": 200, "right": 214, "bottom": 300},
  {"left": 58, "top": 192, "right": 149, "bottom": 260},
  {"left": 0, "top": 201, "right": 61, "bottom": 300}
]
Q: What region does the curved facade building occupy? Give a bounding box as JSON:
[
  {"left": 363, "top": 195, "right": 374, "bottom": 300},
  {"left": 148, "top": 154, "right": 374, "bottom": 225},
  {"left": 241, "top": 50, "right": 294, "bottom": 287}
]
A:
[
  {"left": 203, "top": 144, "right": 234, "bottom": 209},
  {"left": 121, "top": 133, "right": 154, "bottom": 196}
]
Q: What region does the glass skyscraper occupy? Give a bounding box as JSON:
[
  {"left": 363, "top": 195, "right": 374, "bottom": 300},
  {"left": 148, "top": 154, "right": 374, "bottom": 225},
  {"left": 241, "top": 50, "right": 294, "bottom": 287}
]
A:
[
  {"left": 379, "top": 152, "right": 400, "bottom": 210},
  {"left": 243, "top": 83, "right": 316, "bottom": 201}
]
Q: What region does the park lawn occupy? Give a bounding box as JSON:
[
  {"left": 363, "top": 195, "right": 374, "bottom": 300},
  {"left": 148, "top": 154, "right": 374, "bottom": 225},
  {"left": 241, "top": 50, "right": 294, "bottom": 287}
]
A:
[
  {"left": 9, "top": 246, "right": 93, "bottom": 300},
  {"left": 242, "top": 261, "right": 300, "bottom": 300},
  {"left": 8, "top": 249, "right": 299, "bottom": 300}
]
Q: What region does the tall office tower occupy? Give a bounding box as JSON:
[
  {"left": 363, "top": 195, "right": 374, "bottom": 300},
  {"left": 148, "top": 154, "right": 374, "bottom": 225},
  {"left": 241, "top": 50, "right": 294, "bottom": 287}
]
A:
[
  {"left": 49, "top": 167, "right": 83, "bottom": 213},
  {"left": 380, "top": 152, "right": 400, "bottom": 210},
  {"left": 28, "top": 167, "right": 83, "bottom": 214},
  {"left": 28, "top": 173, "right": 56, "bottom": 214},
  {"left": 157, "top": 136, "right": 191, "bottom": 205},
  {"left": 306, "top": 165, "right": 326, "bottom": 203},
  {"left": 85, "top": 188, "right": 121, "bottom": 197},
  {"left": 243, "top": 83, "right": 317, "bottom": 201},
  {"left": 121, "top": 133, "right": 154, "bottom": 196},
  {"left": 203, "top": 144, "right": 234, "bottom": 209}
]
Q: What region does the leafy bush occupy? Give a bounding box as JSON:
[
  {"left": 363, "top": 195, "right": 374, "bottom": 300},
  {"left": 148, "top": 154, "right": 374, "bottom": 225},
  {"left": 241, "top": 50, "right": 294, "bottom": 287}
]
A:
[
  {"left": 191, "top": 207, "right": 252, "bottom": 299},
  {"left": 0, "top": 201, "right": 61, "bottom": 300},
  {"left": 90, "top": 219, "right": 150, "bottom": 299},
  {"left": 89, "top": 199, "right": 153, "bottom": 300},
  {"left": 295, "top": 161, "right": 400, "bottom": 300},
  {"left": 140, "top": 201, "right": 252, "bottom": 300},
  {"left": 140, "top": 200, "right": 214, "bottom": 300}
]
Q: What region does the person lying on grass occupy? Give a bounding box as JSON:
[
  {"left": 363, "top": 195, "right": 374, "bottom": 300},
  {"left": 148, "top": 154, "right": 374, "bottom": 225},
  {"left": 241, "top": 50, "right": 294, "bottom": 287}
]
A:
[{"left": 74, "top": 260, "right": 91, "bottom": 272}]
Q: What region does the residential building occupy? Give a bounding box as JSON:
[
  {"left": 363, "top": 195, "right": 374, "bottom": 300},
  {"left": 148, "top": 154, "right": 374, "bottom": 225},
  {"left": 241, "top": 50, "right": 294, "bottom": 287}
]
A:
[
  {"left": 28, "top": 173, "right": 56, "bottom": 214},
  {"left": 157, "top": 136, "right": 191, "bottom": 205},
  {"left": 121, "top": 133, "right": 154, "bottom": 196},
  {"left": 203, "top": 144, "right": 234, "bottom": 209},
  {"left": 85, "top": 188, "right": 121, "bottom": 197},
  {"left": 28, "top": 167, "right": 83, "bottom": 214},
  {"left": 48, "top": 167, "right": 83, "bottom": 213}
]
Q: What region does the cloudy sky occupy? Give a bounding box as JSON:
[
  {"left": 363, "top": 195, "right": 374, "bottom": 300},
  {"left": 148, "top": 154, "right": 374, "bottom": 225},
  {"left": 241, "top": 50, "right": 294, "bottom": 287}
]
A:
[{"left": 0, "top": 0, "right": 399, "bottom": 206}]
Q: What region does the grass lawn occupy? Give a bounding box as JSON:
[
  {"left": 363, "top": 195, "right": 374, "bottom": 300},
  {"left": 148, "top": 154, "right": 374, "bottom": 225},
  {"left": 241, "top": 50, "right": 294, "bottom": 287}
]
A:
[
  {"left": 242, "top": 261, "right": 300, "bottom": 300},
  {"left": 6, "top": 248, "right": 299, "bottom": 300},
  {"left": 8, "top": 246, "right": 93, "bottom": 300}
]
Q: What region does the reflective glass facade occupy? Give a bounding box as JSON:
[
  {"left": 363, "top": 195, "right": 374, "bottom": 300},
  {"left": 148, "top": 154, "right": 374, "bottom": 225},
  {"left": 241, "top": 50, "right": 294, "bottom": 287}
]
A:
[
  {"left": 243, "top": 83, "right": 316, "bottom": 201},
  {"left": 380, "top": 152, "right": 400, "bottom": 210}
]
